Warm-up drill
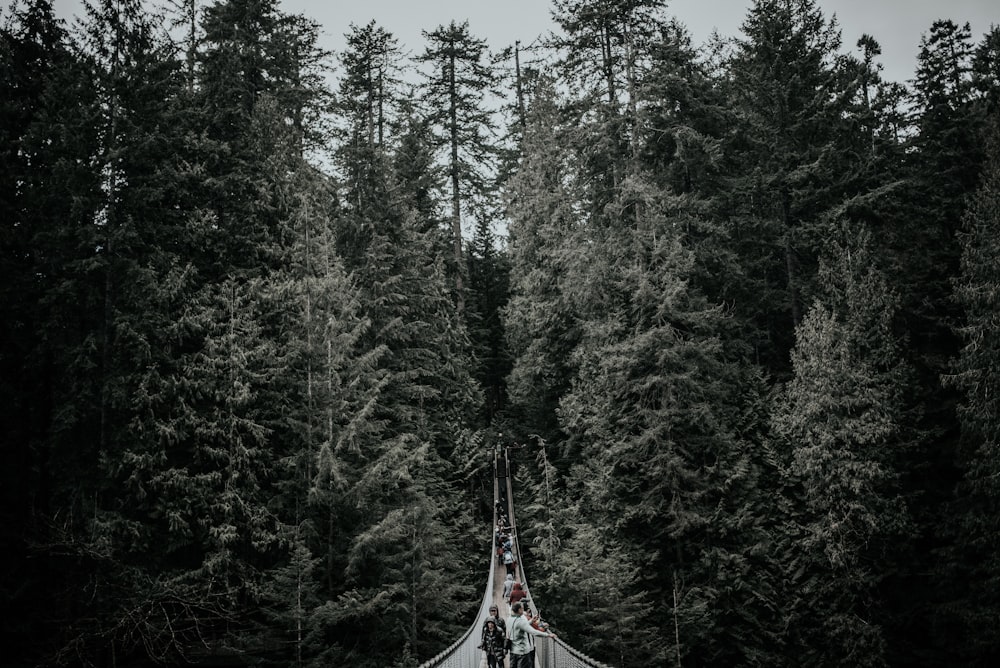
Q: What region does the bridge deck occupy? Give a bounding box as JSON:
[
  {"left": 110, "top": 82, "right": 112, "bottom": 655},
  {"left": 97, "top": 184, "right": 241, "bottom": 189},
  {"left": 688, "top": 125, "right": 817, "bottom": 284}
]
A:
[{"left": 479, "top": 550, "right": 539, "bottom": 668}]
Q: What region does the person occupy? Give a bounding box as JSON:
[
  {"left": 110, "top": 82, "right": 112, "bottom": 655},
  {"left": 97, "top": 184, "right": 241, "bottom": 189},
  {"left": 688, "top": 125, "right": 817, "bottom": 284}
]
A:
[
  {"left": 502, "top": 574, "right": 515, "bottom": 602},
  {"left": 524, "top": 605, "right": 549, "bottom": 664},
  {"left": 526, "top": 606, "right": 548, "bottom": 632},
  {"left": 483, "top": 604, "right": 507, "bottom": 637},
  {"left": 509, "top": 581, "right": 526, "bottom": 607},
  {"left": 481, "top": 618, "right": 507, "bottom": 668},
  {"left": 496, "top": 531, "right": 505, "bottom": 565},
  {"left": 507, "top": 601, "right": 555, "bottom": 668},
  {"left": 503, "top": 548, "right": 516, "bottom": 576}
]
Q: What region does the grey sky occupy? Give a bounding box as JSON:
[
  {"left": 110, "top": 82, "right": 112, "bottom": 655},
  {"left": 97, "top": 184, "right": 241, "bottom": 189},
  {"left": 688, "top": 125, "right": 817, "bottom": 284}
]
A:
[{"left": 50, "top": 0, "right": 998, "bottom": 84}]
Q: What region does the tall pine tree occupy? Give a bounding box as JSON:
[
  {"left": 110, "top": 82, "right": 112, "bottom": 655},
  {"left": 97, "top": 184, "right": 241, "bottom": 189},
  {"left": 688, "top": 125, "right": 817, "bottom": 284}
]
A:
[{"left": 770, "top": 230, "right": 912, "bottom": 667}]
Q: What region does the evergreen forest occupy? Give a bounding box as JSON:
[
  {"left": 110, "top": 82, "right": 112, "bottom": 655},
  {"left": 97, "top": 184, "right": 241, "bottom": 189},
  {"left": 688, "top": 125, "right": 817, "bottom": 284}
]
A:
[{"left": 2, "top": 0, "right": 999, "bottom": 666}]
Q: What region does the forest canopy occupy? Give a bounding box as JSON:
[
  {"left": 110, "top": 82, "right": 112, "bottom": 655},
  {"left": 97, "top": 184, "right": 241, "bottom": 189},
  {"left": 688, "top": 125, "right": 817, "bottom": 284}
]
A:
[{"left": 2, "top": 1, "right": 999, "bottom": 666}]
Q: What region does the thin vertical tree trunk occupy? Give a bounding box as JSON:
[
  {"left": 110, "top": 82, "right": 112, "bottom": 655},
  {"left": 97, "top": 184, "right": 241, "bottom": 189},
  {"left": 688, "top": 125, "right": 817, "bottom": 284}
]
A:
[
  {"left": 326, "top": 306, "right": 336, "bottom": 594},
  {"left": 366, "top": 56, "right": 375, "bottom": 148},
  {"left": 187, "top": 0, "right": 197, "bottom": 90},
  {"left": 672, "top": 571, "right": 683, "bottom": 668},
  {"left": 861, "top": 70, "right": 875, "bottom": 156},
  {"left": 782, "top": 191, "right": 802, "bottom": 327},
  {"left": 623, "top": 21, "right": 640, "bottom": 168},
  {"left": 447, "top": 47, "right": 465, "bottom": 312},
  {"left": 377, "top": 59, "right": 385, "bottom": 147},
  {"left": 600, "top": 22, "right": 621, "bottom": 193},
  {"left": 100, "top": 1, "right": 124, "bottom": 455},
  {"left": 602, "top": 23, "right": 616, "bottom": 107},
  {"left": 515, "top": 41, "right": 526, "bottom": 131},
  {"left": 296, "top": 561, "right": 303, "bottom": 667}
]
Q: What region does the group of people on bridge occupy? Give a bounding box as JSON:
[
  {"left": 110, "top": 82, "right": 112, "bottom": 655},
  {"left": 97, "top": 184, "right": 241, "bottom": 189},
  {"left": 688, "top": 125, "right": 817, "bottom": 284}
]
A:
[
  {"left": 481, "top": 599, "right": 556, "bottom": 667},
  {"left": 482, "top": 515, "right": 556, "bottom": 666},
  {"left": 496, "top": 514, "right": 518, "bottom": 577},
  {"left": 486, "top": 443, "right": 556, "bottom": 667}
]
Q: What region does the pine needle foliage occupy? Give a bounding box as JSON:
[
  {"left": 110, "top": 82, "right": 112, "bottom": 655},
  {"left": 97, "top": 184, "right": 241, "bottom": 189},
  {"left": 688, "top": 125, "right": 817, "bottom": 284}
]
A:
[{"left": 770, "top": 230, "right": 913, "bottom": 667}]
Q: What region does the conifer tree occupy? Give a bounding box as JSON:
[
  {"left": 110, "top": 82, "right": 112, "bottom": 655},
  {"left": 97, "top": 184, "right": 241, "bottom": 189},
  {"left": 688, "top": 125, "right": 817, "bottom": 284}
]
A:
[
  {"left": 972, "top": 26, "right": 1000, "bottom": 117},
  {"left": 259, "top": 532, "right": 322, "bottom": 668},
  {"left": 638, "top": 18, "right": 727, "bottom": 195},
  {"left": 549, "top": 0, "right": 669, "bottom": 208},
  {"left": 196, "top": 0, "right": 327, "bottom": 278},
  {"left": 557, "top": 174, "right": 775, "bottom": 666},
  {"left": 78, "top": 1, "right": 336, "bottom": 662},
  {"left": 635, "top": 19, "right": 749, "bottom": 359},
  {"left": 163, "top": 0, "right": 201, "bottom": 88},
  {"left": 0, "top": 2, "right": 106, "bottom": 661},
  {"left": 770, "top": 230, "right": 912, "bottom": 667},
  {"left": 901, "top": 19, "right": 979, "bottom": 362},
  {"left": 417, "top": 20, "right": 497, "bottom": 310},
  {"left": 723, "top": 0, "right": 854, "bottom": 373},
  {"left": 466, "top": 215, "right": 511, "bottom": 422},
  {"left": 334, "top": 22, "right": 413, "bottom": 264},
  {"left": 879, "top": 25, "right": 991, "bottom": 658},
  {"left": 76, "top": 0, "right": 189, "bottom": 458},
  {"left": 0, "top": 0, "right": 85, "bottom": 503},
  {"left": 503, "top": 80, "right": 581, "bottom": 442},
  {"left": 338, "top": 21, "right": 402, "bottom": 153},
  {"left": 893, "top": 21, "right": 1000, "bottom": 413},
  {"left": 323, "top": 178, "right": 480, "bottom": 664},
  {"left": 3, "top": 1, "right": 240, "bottom": 662},
  {"left": 514, "top": 439, "right": 660, "bottom": 667},
  {"left": 324, "top": 37, "right": 482, "bottom": 661},
  {"left": 255, "top": 126, "right": 389, "bottom": 663},
  {"left": 945, "top": 135, "right": 1000, "bottom": 664},
  {"left": 393, "top": 106, "right": 447, "bottom": 238}
]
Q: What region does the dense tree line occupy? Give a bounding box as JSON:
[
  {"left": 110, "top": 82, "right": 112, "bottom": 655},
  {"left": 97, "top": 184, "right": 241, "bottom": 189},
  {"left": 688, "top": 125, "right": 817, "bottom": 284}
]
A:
[
  {"left": 1, "top": 0, "right": 997, "bottom": 667},
  {"left": 1, "top": 1, "right": 484, "bottom": 666},
  {"left": 503, "top": 2, "right": 1000, "bottom": 668}
]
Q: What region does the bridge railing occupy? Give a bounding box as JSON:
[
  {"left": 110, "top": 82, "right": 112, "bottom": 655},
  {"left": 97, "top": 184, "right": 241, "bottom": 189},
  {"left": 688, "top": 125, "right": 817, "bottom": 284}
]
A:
[
  {"left": 503, "top": 450, "right": 612, "bottom": 668},
  {"left": 415, "top": 453, "right": 499, "bottom": 668},
  {"left": 533, "top": 635, "right": 613, "bottom": 668},
  {"left": 414, "top": 553, "right": 492, "bottom": 668}
]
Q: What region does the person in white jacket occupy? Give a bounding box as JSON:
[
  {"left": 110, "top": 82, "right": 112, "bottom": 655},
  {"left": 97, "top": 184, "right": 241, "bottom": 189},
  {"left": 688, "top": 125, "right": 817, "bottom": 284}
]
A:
[{"left": 507, "top": 602, "right": 555, "bottom": 668}]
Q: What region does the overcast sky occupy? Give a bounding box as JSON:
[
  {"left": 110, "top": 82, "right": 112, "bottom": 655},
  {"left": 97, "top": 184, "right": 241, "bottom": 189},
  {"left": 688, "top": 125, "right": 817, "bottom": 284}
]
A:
[{"left": 50, "top": 0, "right": 997, "bottom": 84}]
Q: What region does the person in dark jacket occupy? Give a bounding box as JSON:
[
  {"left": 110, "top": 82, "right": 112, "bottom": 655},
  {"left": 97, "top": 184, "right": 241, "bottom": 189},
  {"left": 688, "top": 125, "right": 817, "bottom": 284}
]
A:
[
  {"left": 483, "top": 604, "right": 507, "bottom": 636},
  {"left": 481, "top": 617, "right": 507, "bottom": 667}
]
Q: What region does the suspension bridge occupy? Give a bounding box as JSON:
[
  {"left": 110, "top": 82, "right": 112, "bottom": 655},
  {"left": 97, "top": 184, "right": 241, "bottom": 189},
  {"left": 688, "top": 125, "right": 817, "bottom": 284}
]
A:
[{"left": 417, "top": 448, "right": 611, "bottom": 668}]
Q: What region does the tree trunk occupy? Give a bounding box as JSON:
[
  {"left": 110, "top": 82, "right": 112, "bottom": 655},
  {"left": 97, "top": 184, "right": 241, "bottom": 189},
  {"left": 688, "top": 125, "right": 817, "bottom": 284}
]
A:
[
  {"left": 447, "top": 49, "right": 465, "bottom": 312},
  {"left": 782, "top": 191, "right": 802, "bottom": 327},
  {"left": 672, "top": 570, "right": 683, "bottom": 668},
  {"left": 515, "top": 41, "right": 526, "bottom": 130}
]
